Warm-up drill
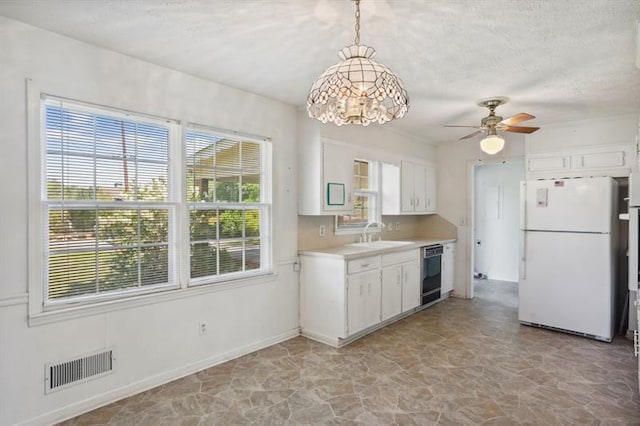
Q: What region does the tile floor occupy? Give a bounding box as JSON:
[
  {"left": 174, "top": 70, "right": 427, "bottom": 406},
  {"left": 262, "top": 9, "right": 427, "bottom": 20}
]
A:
[{"left": 60, "top": 280, "right": 640, "bottom": 425}]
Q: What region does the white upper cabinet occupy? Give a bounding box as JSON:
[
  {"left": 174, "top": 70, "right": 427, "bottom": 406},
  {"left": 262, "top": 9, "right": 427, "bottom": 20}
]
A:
[
  {"left": 401, "top": 161, "right": 415, "bottom": 212},
  {"left": 526, "top": 143, "right": 636, "bottom": 180},
  {"left": 298, "top": 133, "right": 355, "bottom": 215},
  {"left": 383, "top": 161, "right": 437, "bottom": 215},
  {"left": 323, "top": 141, "right": 355, "bottom": 213},
  {"left": 425, "top": 165, "right": 437, "bottom": 213}
]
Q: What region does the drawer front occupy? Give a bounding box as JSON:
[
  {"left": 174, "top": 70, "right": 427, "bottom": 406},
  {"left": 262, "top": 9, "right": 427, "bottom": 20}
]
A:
[
  {"left": 382, "top": 249, "right": 419, "bottom": 266},
  {"left": 347, "top": 256, "right": 381, "bottom": 274}
]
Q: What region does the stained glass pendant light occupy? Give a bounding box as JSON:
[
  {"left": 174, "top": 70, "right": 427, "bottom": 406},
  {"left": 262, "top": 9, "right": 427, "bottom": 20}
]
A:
[{"left": 307, "top": 0, "right": 409, "bottom": 126}]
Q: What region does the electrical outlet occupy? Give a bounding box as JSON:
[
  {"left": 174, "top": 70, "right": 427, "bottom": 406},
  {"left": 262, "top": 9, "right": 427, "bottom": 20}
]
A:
[
  {"left": 387, "top": 222, "right": 392, "bottom": 231},
  {"left": 319, "top": 225, "right": 326, "bottom": 237},
  {"left": 395, "top": 222, "right": 400, "bottom": 231},
  {"left": 199, "top": 321, "right": 207, "bottom": 336}
]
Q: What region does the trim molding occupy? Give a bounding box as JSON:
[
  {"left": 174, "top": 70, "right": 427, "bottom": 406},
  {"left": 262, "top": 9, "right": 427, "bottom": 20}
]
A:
[
  {"left": 0, "top": 293, "right": 29, "bottom": 307},
  {"left": 20, "top": 327, "right": 301, "bottom": 426},
  {"left": 29, "top": 256, "right": 299, "bottom": 327}
]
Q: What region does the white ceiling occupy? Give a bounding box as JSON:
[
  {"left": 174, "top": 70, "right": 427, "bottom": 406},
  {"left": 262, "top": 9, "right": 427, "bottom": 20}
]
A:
[{"left": 1, "top": 0, "right": 639, "bottom": 143}]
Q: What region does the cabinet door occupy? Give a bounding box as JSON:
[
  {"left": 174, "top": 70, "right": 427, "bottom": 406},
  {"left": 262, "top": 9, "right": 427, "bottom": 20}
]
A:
[
  {"left": 323, "top": 142, "right": 354, "bottom": 213},
  {"left": 364, "top": 270, "right": 382, "bottom": 329},
  {"left": 347, "top": 274, "right": 367, "bottom": 335},
  {"left": 400, "top": 161, "right": 414, "bottom": 212},
  {"left": 347, "top": 269, "right": 381, "bottom": 335},
  {"left": 413, "top": 164, "right": 427, "bottom": 213},
  {"left": 401, "top": 261, "right": 421, "bottom": 312},
  {"left": 425, "top": 166, "right": 437, "bottom": 213},
  {"left": 381, "top": 265, "right": 402, "bottom": 321},
  {"left": 441, "top": 243, "right": 455, "bottom": 294}
]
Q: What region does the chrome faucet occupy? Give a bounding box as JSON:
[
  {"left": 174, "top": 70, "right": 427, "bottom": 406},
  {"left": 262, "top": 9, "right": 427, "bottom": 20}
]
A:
[{"left": 361, "top": 221, "right": 386, "bottom": 243}]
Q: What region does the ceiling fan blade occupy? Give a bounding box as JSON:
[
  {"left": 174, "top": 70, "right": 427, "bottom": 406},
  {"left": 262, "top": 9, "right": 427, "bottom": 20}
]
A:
[
  {"left": 500, "top": 113, "right": 535, "bottom": 126},
  {"left": 444, "top": 125, "right": 481, "bottom": 128},
  {"left": 459, "top": 130, "right": 483, "bottom": 140},
  {"left": 503, "top": 126, "right": 540, "bottom": 134}
]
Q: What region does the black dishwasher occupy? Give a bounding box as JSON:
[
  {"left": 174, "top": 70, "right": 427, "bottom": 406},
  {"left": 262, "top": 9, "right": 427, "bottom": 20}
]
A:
[{"left": 421, "top": 245, "right": 443, "bottom": 306}]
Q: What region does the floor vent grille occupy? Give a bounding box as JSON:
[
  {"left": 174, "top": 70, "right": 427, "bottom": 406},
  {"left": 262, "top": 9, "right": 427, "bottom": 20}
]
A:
[{"left": 46, "top": 349, "right": 114, "bottom": 393}]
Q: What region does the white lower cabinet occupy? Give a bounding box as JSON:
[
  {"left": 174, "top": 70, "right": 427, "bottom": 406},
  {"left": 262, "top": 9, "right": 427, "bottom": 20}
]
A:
[
  {"left": 442, "top": 242, "right": 456, "bottom": 295},
  {"left": 347, "top": 269, "right": 382, "bottom": 335},
  {"left": 300, "top": 248, "right": 421, "bottom": 347},
  {"left": 381, "top": 266, "right": 402, "bottom": 321},
  {"left": 401, "top": 261, "right": 421, "bottom": 311}
]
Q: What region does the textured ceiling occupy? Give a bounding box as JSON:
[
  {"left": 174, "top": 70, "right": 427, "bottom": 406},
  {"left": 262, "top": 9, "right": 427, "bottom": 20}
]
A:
[{"left": 1, "top": 0, "right": 639, "bottom": 143}]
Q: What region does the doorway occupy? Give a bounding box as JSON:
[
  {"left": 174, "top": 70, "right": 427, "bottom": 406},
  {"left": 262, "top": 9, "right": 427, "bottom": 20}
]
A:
[{"left": 472, "top": 161, "right": 524, "bottom": 296}]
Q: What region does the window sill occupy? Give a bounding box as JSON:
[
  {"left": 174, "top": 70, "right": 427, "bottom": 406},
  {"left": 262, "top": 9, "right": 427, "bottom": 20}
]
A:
[
  {"left": 28, "top": 271, "right": 277, "bottom": 327},
  {"left": 334, "top": 227, "right": 382, "bottom": 236}
]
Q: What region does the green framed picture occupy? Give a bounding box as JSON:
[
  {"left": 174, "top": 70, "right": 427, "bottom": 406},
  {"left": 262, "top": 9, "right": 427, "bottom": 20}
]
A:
[{"left": 327, "top": 182, "right": 345, "bottom": 206}]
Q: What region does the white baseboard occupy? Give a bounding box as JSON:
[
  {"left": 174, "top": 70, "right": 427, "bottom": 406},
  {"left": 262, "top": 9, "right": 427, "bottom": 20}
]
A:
[
  {"left": 300, "top": 329, "right": 339, "bottom": 347},
  {"left": 21, "top": 327, "right": 300, "bottom": 426}
]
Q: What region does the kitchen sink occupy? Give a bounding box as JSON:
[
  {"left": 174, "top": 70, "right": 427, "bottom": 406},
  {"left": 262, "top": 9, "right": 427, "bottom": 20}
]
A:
[{"left": 347, "top": 240, "right": 413, "bottom": 249}]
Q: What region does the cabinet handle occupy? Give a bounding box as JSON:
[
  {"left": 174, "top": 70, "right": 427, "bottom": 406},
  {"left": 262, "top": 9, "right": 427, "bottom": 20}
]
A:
[
  {"left": 360, "top": 285, "right": 363, "bottom": 296},
  {"left": 416, "top": 197, "right": 420, "bottom": 207},
  {"left": 360, "top": 263, "right": 370, "bottom": 268},
  {"left": 348, "top": 192, "right": 352, "bottom": 203},
  {"left": 410, "top": 196, "right": 414, "bottom": 207},
  {"left": 404, "top": 271, "right": 408, "bottom": 282}
]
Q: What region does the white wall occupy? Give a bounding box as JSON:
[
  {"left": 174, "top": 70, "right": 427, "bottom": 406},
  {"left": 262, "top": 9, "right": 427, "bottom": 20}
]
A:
[
  {"left": 527, "top": 114, "right": 638, "bottom": 155},
  {"left": 0, "top": 17, "right": 299, "bottom": 426},
  {"left": 474, "top": 162, "right": 525, "bottom": 282},
  {"left": 316, "top": 114, "right": 437, "bottom": 163}
]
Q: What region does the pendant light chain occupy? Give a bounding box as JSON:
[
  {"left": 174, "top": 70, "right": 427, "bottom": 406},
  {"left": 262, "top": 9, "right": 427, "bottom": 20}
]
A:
[{"left": 354, "top": 0, "right": 361, "bottom": 45}]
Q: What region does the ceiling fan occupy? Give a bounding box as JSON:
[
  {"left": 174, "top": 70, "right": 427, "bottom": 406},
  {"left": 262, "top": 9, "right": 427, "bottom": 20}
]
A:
[{"left": 445, "top": 97, "right": 540, "bottom": 154}]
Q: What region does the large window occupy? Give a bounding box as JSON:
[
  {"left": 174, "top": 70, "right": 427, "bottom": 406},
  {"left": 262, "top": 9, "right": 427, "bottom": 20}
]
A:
[
  {"left": 185, "top": 125, "right": 271, "bottom": 282},
  {"left": 41, "top": 97, "right": 271, "bottom": 307},
  {"left": 336, "top": 159, "right": 380, "bottom": 232}
]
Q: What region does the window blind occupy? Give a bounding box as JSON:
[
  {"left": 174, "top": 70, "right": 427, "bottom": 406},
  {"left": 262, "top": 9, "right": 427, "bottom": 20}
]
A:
[
  {"left": 44, "top": 99, "right": 173, "bottom": 302},
  {"left": 185, "top": 126, "right": 268, "bottom": 281}
]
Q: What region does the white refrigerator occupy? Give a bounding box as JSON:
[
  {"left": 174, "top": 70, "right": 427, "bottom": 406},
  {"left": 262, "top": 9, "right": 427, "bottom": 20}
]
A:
[{"left": 519, "top": 176, "right": 618, "bottom": 342}]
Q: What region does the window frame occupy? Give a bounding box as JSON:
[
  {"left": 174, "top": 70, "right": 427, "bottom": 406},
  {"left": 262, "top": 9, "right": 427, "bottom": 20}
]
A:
[
  {"left": 184, "top": 123, "right": 273, "bottom": 287},
  {"left": 27, "top": 88, "right": 273, "bottom": 320},
  {"left": 40, "top": 95, "right": 182, "bottom": 308},
  {"left": 335, "top": 158, "right": 382, "bottom": 235}
]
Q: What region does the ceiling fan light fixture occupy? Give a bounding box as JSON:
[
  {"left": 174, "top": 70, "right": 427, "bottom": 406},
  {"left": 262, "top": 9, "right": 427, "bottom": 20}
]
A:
[
  {"left": 480, "top": 134, "right": 505, "bottom": 155},
  {"left": 307, "top": 0, "right": 408, "bottom": 126}
]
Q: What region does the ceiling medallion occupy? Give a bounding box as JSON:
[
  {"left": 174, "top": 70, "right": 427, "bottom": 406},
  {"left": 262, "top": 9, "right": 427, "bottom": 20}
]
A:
[{"left": 307, "top": 0, "right": 409, "bottom": 126}]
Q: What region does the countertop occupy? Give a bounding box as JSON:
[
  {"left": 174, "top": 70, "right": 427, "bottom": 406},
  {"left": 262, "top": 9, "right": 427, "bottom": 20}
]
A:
[{"left": 298, "top": 237, "right": 456, "bottom": 260}]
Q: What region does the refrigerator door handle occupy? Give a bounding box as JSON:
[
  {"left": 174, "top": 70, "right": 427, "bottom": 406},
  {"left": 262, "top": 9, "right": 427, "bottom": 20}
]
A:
[
  {"left": 519, "top": 181, "right": 526, "bottom": 230},
  {"left": 520, "top": 231, "right": 526, "bottom": 280}
]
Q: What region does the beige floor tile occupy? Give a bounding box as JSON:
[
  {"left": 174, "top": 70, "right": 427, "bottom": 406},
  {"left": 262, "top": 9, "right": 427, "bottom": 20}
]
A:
[{"left": 59, "top": 280, "right": 640, "bottom": 425}]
